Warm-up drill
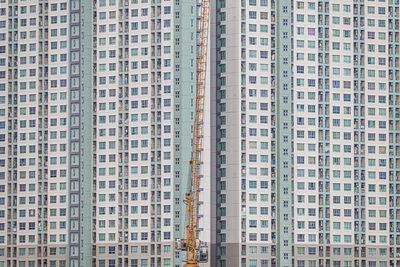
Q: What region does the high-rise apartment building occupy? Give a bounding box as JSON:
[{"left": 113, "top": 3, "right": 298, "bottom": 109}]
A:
[
  {"left": 0, "top": 0, "right": 210, "bottom": 266},
  {"left": 1, "top": 0, "right": 400, "bottom": 267},
  {"left": 211, "top": 0, "right": 400, "bottom": 267}
]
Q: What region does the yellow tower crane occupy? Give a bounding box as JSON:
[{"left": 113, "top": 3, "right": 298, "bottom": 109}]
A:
[{"left": 175, "top": 0, "right": 210, "bottom": 266}]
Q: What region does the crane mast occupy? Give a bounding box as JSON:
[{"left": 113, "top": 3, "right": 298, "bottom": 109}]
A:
[{"left": 175, "top": 0, "right": 210, "bottom": 266}]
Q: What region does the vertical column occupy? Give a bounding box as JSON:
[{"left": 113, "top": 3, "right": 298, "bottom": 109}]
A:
[
  {"left": 317, "top": 0, "right": 330, "bottom": 265},
  {"left": 276, "top": 0, "right": 292, "bottom": 266},
  {"left": 353, "top": 1, "right": 366, "bottom": 265},
  {"left": 5, "top": 1, "right": 18, "bottom": 266},
  {"left": 38, "top": 1, "right": 47, "bottom": 266},
  {"left": 118, "top": 0, "right": 129, "bottom": 266},
  {"left": 269, "top": 0, "right": 278, "bottom": 265},
  {"left": 15, "top": 1, "right": 40, "bottom": 266},
  {"left": 0, "top": 0, "right": 9, "bottom": 264},
  {"left": 213, "top": 0, "right": 230, "bottom": 266},
  {"left": 363, "top": 1, "right": 390, "bottom": 266},
  {"left": 213, "top": 0, "right": 242, "bottom": 266},
  {"left": 68, "top": 0, "right": 81, "bottom": 265},
  {"left": 68, "top": 0, "right": 93, "bottom": 266},
  {"left": 210, "top": 0, "right": 218, "bottom": 264},
  {"left": 80, "top": 0, "right": 93, "bottom": 265},
  {"left": 388, "top": 0, "right": 400, "bottom": 265},
  {"left": 91, "top": 1, "right": 97, "bottom": 265},
  {"left": 156, "top": 1, "right": 175, "bottom": 266},
  {"left": 151, "top": 1, "right": 163, "bottom": 266}
]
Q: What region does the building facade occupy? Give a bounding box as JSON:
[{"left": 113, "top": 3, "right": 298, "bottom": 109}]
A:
[
  {"left": 211, "top": 0, "right": 400, "bottom": 267},
  {"left": 0, "top": 0, "right": 208, "bottom": 266},
  {"left": 1, "top": 0, "right": 400, "bottom": 267}
]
